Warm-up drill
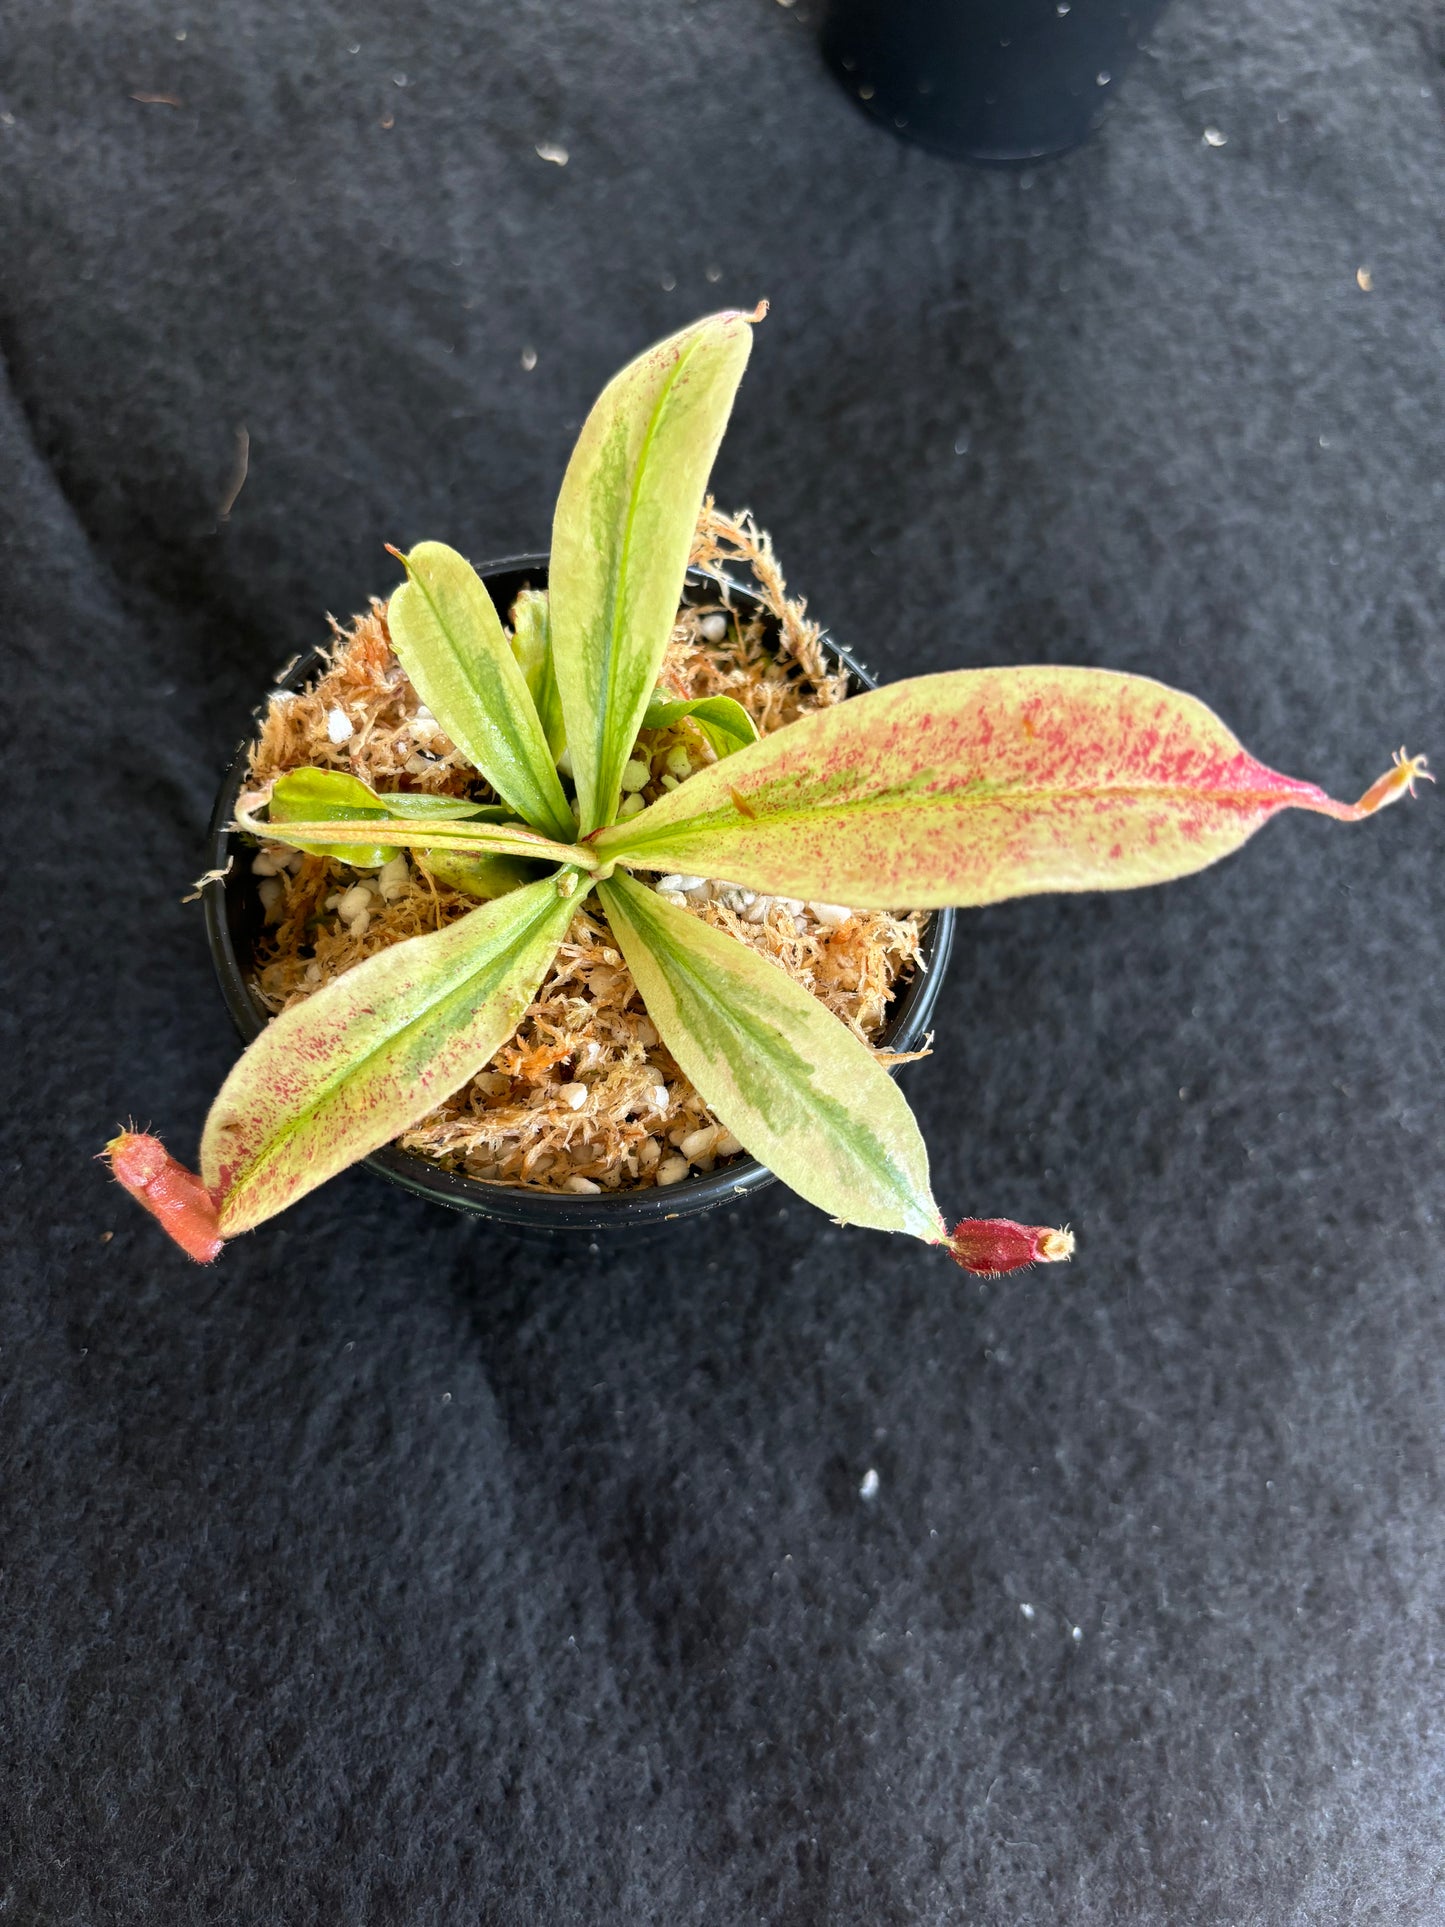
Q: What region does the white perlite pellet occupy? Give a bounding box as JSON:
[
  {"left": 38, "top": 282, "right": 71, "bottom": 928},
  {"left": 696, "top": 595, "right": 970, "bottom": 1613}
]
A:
[
  {"left": 337, "top": 884, "right": 372, "bottom": 921},
  {"left": 620, "top": 758, "right": 652, "bottom": 792},
  {"left": 656, "top": 1153, "right": 689, "bottom": 1186},
  {"left": 376, "top": 855, "right": 410, "bottom": 902},
  {"left": 680, "top": 1125, "right": 718, "bottom": 1164},
  {"left": 557, "top": 1082, "right": 588, "bottom": 1111},
  {"left": 257, "top": 877, "right": 285, "bottom": 922},
  {"left": 326, "top": 706, "right": 354, "bottom": 744},
  {"left": 564, "top": 1175, "right": 600, "bottom": 1194},
  {"left": 698, "top": 613, "right": 728, "bottom": 642}
]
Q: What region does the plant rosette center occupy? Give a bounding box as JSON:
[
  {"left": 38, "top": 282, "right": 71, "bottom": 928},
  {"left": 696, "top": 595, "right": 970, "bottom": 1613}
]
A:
[{"left": 226, "top": 525, "right": 939, "bottom": 1210}]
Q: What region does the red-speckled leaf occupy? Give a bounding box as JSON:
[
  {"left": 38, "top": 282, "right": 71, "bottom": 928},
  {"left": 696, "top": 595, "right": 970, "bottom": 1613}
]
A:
[
  {"left": 597, "top": 872, "right": 944, "bottom": 1242},
  {"left": 201, "top": 871, "right": 582, "bottom": 1235},
  {"left": 594, "top": 668, "right": 1423, "bottom": 908}
]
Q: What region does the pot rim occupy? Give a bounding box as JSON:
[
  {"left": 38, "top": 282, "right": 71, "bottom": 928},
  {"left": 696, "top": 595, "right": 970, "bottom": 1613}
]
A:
[{"left": 204, "top": 554, "right": 955, "bottom": 1232}]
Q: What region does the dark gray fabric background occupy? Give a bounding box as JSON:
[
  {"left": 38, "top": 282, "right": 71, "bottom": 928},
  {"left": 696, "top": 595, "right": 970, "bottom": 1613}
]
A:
[{"left": 2, "top": 2, "right": 1443, "bottom": 1920}]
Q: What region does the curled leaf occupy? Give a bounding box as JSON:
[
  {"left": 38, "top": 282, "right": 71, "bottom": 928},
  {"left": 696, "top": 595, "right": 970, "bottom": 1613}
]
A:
[
  {"left": 268, "top": 766, "right": 503, "bottom": 866},
  {"left": 238, "top": 788, "right": 590, "bottom": 872},
  {"left": 641, "top": 691, "right": 758, "bottom": 761}
]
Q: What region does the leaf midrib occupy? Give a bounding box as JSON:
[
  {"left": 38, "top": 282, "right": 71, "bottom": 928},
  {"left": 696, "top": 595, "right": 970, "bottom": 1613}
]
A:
[{"left": 604, "top": 774, "right": 1300, "bottom": 857}]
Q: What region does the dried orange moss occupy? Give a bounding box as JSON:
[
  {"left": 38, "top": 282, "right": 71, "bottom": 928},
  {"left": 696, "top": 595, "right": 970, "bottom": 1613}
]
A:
[{"left": 243, "top": 508, "right": 926, "bottom": 1193}]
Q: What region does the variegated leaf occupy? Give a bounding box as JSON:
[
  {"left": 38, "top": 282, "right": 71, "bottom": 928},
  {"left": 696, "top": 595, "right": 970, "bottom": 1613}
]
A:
[
  {"left": 202, "top": 872, "right": 584, "bottom": 1234},
  {"left": 594, "top": 668, "right": 1424, "bottom": 908},
  {"left": 386, "top": 542, "right": 575, "bottom": 841},
  {"left": 549, "top": 308, "right": 761, "bottom": 834},
  {"left": 596, "top": 872, "right": 943, "bottom": 1242}
]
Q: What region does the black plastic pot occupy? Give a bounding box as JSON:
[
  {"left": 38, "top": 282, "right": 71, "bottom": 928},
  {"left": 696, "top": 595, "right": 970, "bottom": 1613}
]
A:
[
  {"left": 821, "top": 0, "right": 1172, "bottom": 164},
  {"left": 204, "top": 558, "right": 955, "bottom": 1235}
]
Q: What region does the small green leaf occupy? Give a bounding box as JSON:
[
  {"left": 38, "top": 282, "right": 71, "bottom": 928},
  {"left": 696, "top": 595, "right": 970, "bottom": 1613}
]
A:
[
  {"left": 268, "top": 768, "right": 502, "bottom": 866},
  {"left": 240, "top": 788, "right": 591, "bottom": 872},
  {"left": 202, "top": 872, "right": 584, "bottom": 1235},
  {"left": 387, "top": 542, "right": 575, "bottom": 841},
  {"left": 641, "top": 692, "right": 758, "bottom": 761},
  {"left": 596, "top": 872, "right": 943, "bottom": 1242},
  {"left": 419, "top": 848, "right": 543, "bottom": 900},
  {"left": 269, "top": 768, "right": 397, "bottom": 866},
  {"left": 510, "top": 588, "right": 566, "bottom": 759},
  {"left": 549, "top": 308, "right": 761, "bottom": 835}
]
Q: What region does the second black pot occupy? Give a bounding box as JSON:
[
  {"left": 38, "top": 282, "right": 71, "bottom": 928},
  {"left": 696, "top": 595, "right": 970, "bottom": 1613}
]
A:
[
  {"left": 204, "top": 558, "right": 955, "bottom": 1236},
  {"left": 822, "top": 0, "right": 1172, "bottom": 164}
]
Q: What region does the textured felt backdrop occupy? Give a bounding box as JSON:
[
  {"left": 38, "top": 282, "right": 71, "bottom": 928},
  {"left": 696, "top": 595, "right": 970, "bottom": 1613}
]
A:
[{"left": 2, "top": 1, "right": 1443, "bottom": 1921}]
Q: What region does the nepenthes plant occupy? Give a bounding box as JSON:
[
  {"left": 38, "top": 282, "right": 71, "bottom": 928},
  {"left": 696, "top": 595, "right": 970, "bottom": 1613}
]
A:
[{"left": 107, "top": 307, "right": 1429, "bottom": 1266}]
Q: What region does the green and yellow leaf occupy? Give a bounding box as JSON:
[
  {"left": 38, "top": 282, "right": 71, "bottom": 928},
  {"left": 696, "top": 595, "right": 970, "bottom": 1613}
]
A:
[
  {"left": 595, "top": 667, "right": 1422, "bottom": 908},
  {"left": 596, "top": 871, "right": 943, "bottom": 1242},
  {"left": 386, "top": 541, "right": 575, "bottom": 841},
  {"left": 201, "top": 872, "right": 584, "bottom": 1235},
  {"left": 549, "top": 307, "right": 762, "bottom": 834}
]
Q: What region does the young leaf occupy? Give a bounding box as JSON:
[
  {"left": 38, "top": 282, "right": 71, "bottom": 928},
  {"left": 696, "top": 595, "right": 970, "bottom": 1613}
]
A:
[
  {"left": 419, "top": 848, "right": 543, "bottom": 900},
  {"left": 269, "top": 767, "right": 506, "bottom": 866},
  {"left": 642, "top": 692, "right": 758, "bottom": 761},
  {"left": 201, "top": 872, "right": 584, "bottom": 1236},
  {"left": 238, "top": 790, "right": 591, "bottom": 872},
  {"left": 510, "top": 588, "right": 566, "bottom": 759},
  {"left": 595, "top": 668, "right": 1427, "bottom": 908},
  {"left": 549, "top": 308, "right": 762, "bottom": 835},
  {"left": 596, "top": 872, "right": 943, "bottom": 1242},
  {"left": 386, "top": 541, "right": 575, "bottom": 842}
]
